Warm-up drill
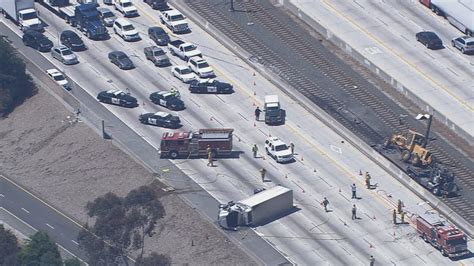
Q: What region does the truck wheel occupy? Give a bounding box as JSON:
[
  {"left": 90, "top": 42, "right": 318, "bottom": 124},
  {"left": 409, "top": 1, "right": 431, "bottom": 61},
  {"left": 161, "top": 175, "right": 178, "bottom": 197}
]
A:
[
  {"left": 441, "top": 248, "right": 447, "bottom": 257},
  {"left": 169, "top": 150, "right": 179, "bottom": 159},
  {"left": 422, "top": 234, "right": 429, "bottom": 243},
  {"left": 461, "top": 48, "right": 465, "bottom": 54},
  {"left": 401, "top": 150, "right": 411, "bottom": 162}
]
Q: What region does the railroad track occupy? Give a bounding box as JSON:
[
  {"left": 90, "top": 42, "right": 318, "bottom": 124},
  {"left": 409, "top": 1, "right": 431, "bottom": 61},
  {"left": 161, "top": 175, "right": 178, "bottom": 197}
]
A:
[{"left": 183, "top": 0, "right": 474, "bottom": 225}]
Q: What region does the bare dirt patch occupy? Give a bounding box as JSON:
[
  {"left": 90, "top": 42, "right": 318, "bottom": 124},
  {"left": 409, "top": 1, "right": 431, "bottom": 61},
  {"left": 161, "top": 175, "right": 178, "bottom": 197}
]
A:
[{"left": 0, "top": 88, "right": 255, "bottom": 265}]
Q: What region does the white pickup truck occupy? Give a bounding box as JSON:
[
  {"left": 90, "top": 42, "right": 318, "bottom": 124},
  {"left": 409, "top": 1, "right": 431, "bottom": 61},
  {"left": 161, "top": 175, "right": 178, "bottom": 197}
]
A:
[
  {"left": 159, "top": 9, "right": 189, "bottom": 33},
  {"left": 168, "top": 40, "right": 202, "bottom": 61}
]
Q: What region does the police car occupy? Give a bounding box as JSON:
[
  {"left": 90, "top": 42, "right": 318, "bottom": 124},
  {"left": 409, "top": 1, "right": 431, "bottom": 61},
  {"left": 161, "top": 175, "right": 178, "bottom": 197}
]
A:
[
  {"left": 97, "top": 89, "right": 138, "bottom": 107},
  {"left": 188, "top": 79, "right": 233, "bottom": 94},
  {"left": 139, "top": 111, "right": 181, "bottom": 128},
  {"left": 149, "top": 90, "right": 185, "bottom": 110}
]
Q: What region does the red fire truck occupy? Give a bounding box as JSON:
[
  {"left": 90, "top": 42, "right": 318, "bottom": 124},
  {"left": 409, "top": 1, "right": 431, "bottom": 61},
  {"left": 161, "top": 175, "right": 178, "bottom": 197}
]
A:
[
  {"left": 159, "top": 128, "right": 234, "bottom": 159},
  {"left": 416, "top": 213, "right": 469, "bottom": 257}
]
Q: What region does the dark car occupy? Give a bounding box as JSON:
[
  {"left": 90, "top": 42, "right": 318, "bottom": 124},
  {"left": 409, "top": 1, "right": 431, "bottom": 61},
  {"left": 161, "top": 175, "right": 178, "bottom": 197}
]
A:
[
  {"left": 148, "top": 26, "right": 170, "bottom": 46},
  {"left": 144, "top": 46, "right": 170, "bottom": 67},
  {"left": 189, "top": 79, "right": 233, "bottom": 94},
  {"left": 22, "top": 30, "right": 53, "bottom": 52},
  {"left": 139, "top": 111, "right": 181, "bottom": 128},
  {"left": 60, "top": 30, "right": 86, "bottom": 51},
  {"left": 108, "top": 51, "right": 135, "bottom": 70},
  {"left": 144, "top": 0, "right": 168, "bottom": 10},
  {"left": 416, "top": 31, "right": 443, "bottom": 49},
  {"left": 97, "top": 89, "right": 138, "bottom": 107},
  {"left": 149, "top": 91, "right": 185, "bottom": 110}
]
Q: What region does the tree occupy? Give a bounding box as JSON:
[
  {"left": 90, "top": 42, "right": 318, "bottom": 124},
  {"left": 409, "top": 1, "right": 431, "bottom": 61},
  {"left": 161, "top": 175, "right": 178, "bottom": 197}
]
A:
[
  {"left": 0, "top": 224, "right": 20, "bottom": 265},
  {"left": 64, "top": 257, "right": 81, "bottom": 266},
  {"left": 78, "top": 185, "right": 167, "bottom": 265},
  {"left": 0, "top": 38, "right": 37, "bottom": 116},
  {"left": 18, "top": 231, "right": 62, "bottom": 266}
]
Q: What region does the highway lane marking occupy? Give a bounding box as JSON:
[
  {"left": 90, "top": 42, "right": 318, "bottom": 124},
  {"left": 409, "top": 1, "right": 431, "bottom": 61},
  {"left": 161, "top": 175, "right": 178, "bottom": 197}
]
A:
[
  {"left": 71, "top": 239, "right": 79, "bottom": 245},
  {"left": 46, "top": 223, "right": 55, "bottom": 230},
  {"left": 1, "top": 207, "right": 88, "bottom": 264},
  {"left": 0, "top": 175, "right": 84, "bottom": 229},
  {"left": 321, "top": 0, "right": 474, "bottom": 112},
  {"left": 21, "top": 207, "right": 30, "bottom": 214},
  {"left": 1, "top": 207, "right": 38, "bottom": 232}
]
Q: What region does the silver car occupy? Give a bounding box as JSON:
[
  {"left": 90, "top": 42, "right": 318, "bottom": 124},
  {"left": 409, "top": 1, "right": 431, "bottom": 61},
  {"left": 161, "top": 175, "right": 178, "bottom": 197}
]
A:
[
  {"left": 51, "top": 45, "right": 78, "bottom": 65},
  {"left": 97, "top": 7, "right": 117, "bottom": 27},
  {"left": 451, "top": 36, "right": 474, "bottom": 54}
]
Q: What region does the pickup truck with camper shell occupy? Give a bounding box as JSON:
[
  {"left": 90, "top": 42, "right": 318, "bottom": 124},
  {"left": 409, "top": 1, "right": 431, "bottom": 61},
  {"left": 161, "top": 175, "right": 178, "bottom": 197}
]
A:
[{"left": 159, "top": 8, "right": 189, "bottom": 33}]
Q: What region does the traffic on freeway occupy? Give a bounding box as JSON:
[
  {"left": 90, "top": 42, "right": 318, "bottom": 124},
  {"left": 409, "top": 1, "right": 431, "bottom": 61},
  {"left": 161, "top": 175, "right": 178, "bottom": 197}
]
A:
[{"left": 0, "top": 0, "right": 472, "bottom": 264}]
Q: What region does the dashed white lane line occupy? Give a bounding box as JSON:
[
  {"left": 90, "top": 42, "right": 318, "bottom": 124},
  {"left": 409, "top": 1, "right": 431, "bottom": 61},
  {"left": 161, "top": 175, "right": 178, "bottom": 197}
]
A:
[
  {"left": 0, "top": 193, "right": 4, "bottom": 197},
  {"left": 21, "top": 208, "right": 30, "bottom": 214},
  {"left": 46, "top": 223, "right": 55, "bottom": 230},
  {"left": 71, "top": 240, "right": 79, "bottom": 245}
]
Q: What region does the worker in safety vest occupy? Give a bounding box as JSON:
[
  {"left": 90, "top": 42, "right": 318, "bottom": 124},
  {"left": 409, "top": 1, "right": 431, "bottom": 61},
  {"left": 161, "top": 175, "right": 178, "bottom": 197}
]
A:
[
  {"left": 207, "top": 146, "right": 214, "bottom": 167},
  {"left": 365, "top": 171, "right": 371, "bottom": 189},
  {"left": 260, "top": 167, "right": 266, "bottom": 182}
]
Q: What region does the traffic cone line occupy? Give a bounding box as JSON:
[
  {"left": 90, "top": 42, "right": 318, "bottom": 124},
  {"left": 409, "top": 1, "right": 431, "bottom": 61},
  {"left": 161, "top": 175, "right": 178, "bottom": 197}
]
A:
[
  {"left": 369, "top": 243, "right": 373, "bottom": 248},
  {"left": 373, "top": 215, "right": 376, "bottom": 220},
  {"left": 210, "top": 116, "right": 213, "bottom": 121},
  {"left": 339, "top": 188, "right": 341, "bottom": 193},
  {"left": 262, "top": 156, "right": 266, "bottom": 160},
  {"left": 268, "top": 133, "right": 272, "bottom": 137},
  {"left": 253, "top": 81, "right": 256, "bottom": 86},
  {"left": 254, "top": 91, "right": 256, "bottom": 96},
  {"left": 359, "top": 169, "right": 362, "bottom": 175},
  {"left": 253, "top": 122, "right": 256, "bottom": 127},
  {"left": 253, "top": 102, "right": 256, "bottom": 106},
  {"left": 285, "top": 174, "right": 288, "bottom": 178},
  {"left": 253, "top": 72, "right": 256, "bottom": 76},
  {"left": 301, "top": 156, "right": 304, "bottom": 161}
]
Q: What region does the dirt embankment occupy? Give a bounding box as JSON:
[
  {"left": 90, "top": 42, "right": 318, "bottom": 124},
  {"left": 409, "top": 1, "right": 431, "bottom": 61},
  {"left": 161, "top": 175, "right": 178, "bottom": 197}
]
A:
[{"left": 0, "top": 88, "right": 255, "bottom": 265}]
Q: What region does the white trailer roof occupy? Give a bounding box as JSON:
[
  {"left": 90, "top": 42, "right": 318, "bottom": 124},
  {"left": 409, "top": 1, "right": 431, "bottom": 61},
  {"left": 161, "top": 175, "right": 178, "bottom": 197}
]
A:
[
  {"left": 238, "top": 186, "right": 291, "bottom": 208},
  {"left": 432, "top": 0, "right": 474, "bottom": 29}
]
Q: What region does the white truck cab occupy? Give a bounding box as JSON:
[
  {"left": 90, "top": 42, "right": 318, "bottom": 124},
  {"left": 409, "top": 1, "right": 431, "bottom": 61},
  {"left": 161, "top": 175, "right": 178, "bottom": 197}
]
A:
[{"left": 264, "top": 95, "right": 284, "bottom": 125}]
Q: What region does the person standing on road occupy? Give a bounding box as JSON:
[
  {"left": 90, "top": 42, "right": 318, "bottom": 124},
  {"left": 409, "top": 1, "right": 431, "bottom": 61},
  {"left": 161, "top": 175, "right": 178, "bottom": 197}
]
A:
[
  {"left": 255, "top": 107, "right": 261, "bottom": 121},
  {"left": 352, "top": 204, "right": 357, "bottom": 220},
  {"left": 351, "top": 183, "right": 357, "bottom": 199},
  {"left": 369, "top": 255, "right": 375, "bottom": 266},
  {"left": 365, "top": 171, "right": 371, "bottom": 189},
  {"left": 290, "top": 142, "right": 295, "bottom": 155},
  {"left": 207, "top": 145, "right": 214, "bottom": 167},
  {"left": 252, "top": 144, "right": 258, "bottom": 158},
  {"left": 260, "top": 167, "right": 266, "bottom": 182},
  {"left": 322, "top": 197, "right": 329, "bottom": 212}
]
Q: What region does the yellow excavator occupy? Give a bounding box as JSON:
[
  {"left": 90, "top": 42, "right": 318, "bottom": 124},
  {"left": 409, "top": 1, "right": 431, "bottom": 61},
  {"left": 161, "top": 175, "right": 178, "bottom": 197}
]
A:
[{"left": 385, "top": 114, "right": 434, "bottom": 167}]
